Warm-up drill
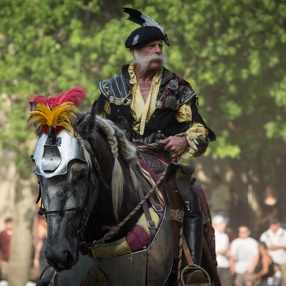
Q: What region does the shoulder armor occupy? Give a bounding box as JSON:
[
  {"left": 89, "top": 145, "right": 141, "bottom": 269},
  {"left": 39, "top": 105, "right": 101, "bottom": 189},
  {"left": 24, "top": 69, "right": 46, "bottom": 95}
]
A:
[
  {"left": 178, "top": 85, "right": 198, "bottom": 106},
  {"left": 98, "top": 74, "right": 131, "bottom": 105}
]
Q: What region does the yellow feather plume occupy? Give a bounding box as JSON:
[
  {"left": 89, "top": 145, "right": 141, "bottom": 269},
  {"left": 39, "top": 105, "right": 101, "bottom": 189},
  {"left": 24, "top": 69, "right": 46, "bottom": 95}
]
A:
[{"left": 28, "top": 102, "right": 77, "bottom": 135}]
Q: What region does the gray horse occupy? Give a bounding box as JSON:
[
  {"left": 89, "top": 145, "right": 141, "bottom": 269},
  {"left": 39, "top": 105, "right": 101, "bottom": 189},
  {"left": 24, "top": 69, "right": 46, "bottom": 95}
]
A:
[{"left": 28, "top": 88, "right": 218, "bottom": 286}]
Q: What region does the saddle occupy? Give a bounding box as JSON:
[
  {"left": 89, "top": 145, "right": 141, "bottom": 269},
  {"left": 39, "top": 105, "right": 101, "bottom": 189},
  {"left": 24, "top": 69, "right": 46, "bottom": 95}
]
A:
[{"left": 135, "top": 155, "right": 215, "bottom": 285}]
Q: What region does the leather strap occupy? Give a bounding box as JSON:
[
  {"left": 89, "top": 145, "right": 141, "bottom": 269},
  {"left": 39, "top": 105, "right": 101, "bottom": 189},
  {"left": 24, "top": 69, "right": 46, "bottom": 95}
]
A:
[
  {"left": 137, "top": 184, "right": 157, "bottom": 238},
  {"left": 169, "top": 208, "right": 184, "bottom": 222},
  {"left": 163, "top": 163, "right": 185, "bottom": 260},
  {"left": 183, "top": 236, "right": 195, "bottom": 267}
]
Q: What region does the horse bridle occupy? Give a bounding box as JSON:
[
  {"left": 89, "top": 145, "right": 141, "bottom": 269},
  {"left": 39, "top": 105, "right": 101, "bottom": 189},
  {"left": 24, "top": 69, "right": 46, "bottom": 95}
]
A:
[
  {"left": 36, "top": 137, "right": 110, "bottom": 255},
  {"left": 37, "top": 176, "right": 96, "bottom": 255}
]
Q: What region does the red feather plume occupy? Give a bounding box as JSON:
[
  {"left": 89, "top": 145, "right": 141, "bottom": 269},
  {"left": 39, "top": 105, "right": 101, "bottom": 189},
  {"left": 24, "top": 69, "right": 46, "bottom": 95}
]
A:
[
  {"left": 28, "top": 86, "right": 86, "bottom": 108},
  {"left": 27, "top": 86, "right": 87, "bottom": 135}
]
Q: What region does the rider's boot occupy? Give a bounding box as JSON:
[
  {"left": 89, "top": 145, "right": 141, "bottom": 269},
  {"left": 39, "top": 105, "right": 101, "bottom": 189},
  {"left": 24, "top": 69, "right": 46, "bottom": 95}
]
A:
[
  {"left": 183, "top": 189, "right": 203, "bottom": 265},
  {"left": 174, "top": 164, "right": 203, "bottom": 265}
]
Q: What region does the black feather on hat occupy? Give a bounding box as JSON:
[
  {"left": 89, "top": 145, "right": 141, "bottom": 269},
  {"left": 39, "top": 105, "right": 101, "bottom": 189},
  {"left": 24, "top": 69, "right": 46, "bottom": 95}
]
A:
[{"left": 123, "top": 7, "right": 170, "bottom": 48}]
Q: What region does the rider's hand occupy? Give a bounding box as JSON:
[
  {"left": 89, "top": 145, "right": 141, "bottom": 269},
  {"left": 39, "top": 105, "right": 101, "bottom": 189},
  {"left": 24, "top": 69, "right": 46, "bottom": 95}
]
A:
[{"left": 162, "top": 136, "right": 188, "bottom": 160}]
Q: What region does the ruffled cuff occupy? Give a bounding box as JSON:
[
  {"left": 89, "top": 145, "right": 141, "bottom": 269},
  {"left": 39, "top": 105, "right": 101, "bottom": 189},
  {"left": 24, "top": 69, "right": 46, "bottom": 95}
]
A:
[{"left": 177, "top": 123, "right": 208, "bottom": 159}]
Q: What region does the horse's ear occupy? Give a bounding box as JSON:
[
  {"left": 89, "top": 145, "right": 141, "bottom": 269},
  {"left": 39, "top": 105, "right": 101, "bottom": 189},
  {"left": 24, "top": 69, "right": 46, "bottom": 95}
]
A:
[
  {"left": 76, "top": 100, "right": 97, "bottom": 136},
  {"left": 29, "top": 101, "right": 35, "bottom": 111},
  {"left": 90, "top": 100, "right": 97, "bottom": 122},
  {"left": 85, "top": 100, "right": 97, "bottom": 134}
]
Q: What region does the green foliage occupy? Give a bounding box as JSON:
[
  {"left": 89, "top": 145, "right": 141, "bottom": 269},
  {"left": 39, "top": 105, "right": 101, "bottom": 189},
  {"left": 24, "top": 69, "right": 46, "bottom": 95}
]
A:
[{"left": 0, "top": 0, "right": 285, "bottom": 175}]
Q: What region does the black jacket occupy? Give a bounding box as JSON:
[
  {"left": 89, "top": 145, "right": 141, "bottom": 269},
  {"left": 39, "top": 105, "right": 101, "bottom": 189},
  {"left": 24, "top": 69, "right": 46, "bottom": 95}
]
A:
[{"left": 96, "top": 65, "right": 215, "bottom": 147}]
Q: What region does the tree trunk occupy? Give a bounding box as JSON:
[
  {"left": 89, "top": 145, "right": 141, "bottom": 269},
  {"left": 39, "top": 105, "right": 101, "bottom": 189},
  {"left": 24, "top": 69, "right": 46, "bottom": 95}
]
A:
[{"left": 8, "top": 176, "right": 36, "bottom": 286}]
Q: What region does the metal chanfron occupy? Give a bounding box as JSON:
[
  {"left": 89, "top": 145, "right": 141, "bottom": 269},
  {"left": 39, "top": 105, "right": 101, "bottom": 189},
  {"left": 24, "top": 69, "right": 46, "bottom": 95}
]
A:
[{"left": 32, "top": 129, "right": 87, "bottom": 178}]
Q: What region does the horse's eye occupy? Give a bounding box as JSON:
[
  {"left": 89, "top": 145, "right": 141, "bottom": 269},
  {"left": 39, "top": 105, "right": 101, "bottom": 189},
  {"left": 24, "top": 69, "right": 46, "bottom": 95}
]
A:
[{"left": 75, "top": 171, "right": 87, "bottom": 181}]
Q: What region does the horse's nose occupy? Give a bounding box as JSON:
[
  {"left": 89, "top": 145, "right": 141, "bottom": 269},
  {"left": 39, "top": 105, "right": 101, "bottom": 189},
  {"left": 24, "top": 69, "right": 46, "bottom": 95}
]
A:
[
  {"left": 45, "top": 248, "right": 75, "bottom": 271},
  {"left": 63, "top": 250, "right": 75, "bottom": 267}
]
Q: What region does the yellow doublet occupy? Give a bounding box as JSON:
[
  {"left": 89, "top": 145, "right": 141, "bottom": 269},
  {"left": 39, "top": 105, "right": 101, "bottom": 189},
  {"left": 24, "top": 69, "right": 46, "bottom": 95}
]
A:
[{"left": 129, "top": 63, "right": 162, "bottom": 135}]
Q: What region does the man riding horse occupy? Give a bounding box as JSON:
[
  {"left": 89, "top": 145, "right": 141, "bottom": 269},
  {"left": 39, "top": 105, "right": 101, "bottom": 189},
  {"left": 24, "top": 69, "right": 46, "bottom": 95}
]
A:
[
  {"left": 29, "top": 8, "right": 221, "bottom": 286},
  {"left": 96, "top": 7, "right": 219, "bottom": 285}
]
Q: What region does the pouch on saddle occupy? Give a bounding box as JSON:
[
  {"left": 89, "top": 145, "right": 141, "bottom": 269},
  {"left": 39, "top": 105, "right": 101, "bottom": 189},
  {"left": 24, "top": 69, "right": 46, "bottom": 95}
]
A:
[
  {"left": 163, "top": 162, "right": 195, "bottom": 206},
  {"left": 163, "top": 163, "right": 211, "bottom": 286}
]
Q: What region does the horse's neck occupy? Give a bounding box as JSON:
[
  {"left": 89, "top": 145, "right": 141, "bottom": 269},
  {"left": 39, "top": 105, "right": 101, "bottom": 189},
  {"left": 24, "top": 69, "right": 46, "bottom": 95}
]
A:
[
  {"left": 87, "top": 164, "right": 147, "bottom": 240},
  {"left": 87, "top": 126, "right": 146, "bottom": 241}
]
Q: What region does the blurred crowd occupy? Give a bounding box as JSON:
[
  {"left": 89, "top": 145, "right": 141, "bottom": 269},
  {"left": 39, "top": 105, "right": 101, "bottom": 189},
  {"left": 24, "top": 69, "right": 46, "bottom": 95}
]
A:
[
  {"left": 213, "top": 214, "right": 285, "bottom": 286},
  {"left": 0, "top": 215, "right": 50, "bottom": 283},
  {"left": 208, "top": 174, "right": 285, "bottom": 286}
]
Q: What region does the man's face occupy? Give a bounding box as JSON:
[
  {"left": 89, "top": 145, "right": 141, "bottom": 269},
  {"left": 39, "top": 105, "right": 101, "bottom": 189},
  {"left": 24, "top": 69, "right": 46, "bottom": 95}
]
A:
[
  {"left": 132, "top": 40, "right": 166, "bottom": 70},
  {"left": 138, "top": 40, "right": 163, "bottom": 56},
  {"left": 5, "top": 221, "right": 13, "bottom": 233},
  {"left": 238, "top": 226, "right": 250, "bottom": 239},
  {"left": 214, "top": 221, "right": 227, "bottom": 232},
  {"left": 269, "top": 222, "right": 280, "bottom": 232}
]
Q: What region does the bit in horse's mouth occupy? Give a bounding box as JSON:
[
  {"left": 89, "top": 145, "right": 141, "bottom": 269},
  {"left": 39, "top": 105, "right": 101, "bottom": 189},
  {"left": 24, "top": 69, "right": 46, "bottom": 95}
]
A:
[
  {"left": 56, "top": 263, "right": 67, "bottom": 272},
  {"left": 49, "top": 261, "right": 74, "bottom": 272}
]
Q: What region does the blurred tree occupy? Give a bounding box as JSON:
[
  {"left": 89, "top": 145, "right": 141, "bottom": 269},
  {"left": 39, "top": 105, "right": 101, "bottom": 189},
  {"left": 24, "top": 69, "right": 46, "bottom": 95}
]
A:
[{"left": 0, "top": 0, "right": 285, "bottom": 283}]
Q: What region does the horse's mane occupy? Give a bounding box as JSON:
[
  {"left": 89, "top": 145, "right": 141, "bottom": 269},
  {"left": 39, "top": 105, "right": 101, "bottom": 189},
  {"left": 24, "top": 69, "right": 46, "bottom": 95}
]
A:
[{"left": 75, "top": 112, "right": 139, "bottom": 221}]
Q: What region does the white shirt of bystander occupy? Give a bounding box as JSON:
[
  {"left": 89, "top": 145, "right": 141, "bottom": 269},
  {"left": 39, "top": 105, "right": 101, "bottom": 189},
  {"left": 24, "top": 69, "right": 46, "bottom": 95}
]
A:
[
  {"left": 260, "top": 226, "right": 286, "bottom": 265},
  {"left": 230, "top": 236, "right": 258, "bottom": 273}
]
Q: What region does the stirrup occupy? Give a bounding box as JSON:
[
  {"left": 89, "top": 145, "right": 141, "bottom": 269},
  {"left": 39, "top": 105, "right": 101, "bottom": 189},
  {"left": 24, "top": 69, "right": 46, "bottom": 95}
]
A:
[{"left": 181, "top": 265, "right": 211, "bottom": 286}]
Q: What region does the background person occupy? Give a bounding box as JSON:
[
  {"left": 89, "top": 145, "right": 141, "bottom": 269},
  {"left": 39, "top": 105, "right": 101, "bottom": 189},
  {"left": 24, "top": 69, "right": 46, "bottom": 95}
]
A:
[
  {"left": 244, "top": 241, "right": 275, "bottom": 286},
  {"left": 0, "top": 218, "right": 13, "bottom": 280},
  {"left": 33, "top": 215, "right": 51, "bottom": 279},
  {"left": 257, "top": 186, "right": 280, "bottom": 236},
  {"left": 268, "top": 263, "right": 282, "bottom": 286},
  {"left": 229, "top": 225, "right": 259, "bottom": 286},
  {"left": 213, "top": 215, "right": 232, "bottom": 286},
  {"left": 260, "top": 217, "right": 286, "bottom": 286}
]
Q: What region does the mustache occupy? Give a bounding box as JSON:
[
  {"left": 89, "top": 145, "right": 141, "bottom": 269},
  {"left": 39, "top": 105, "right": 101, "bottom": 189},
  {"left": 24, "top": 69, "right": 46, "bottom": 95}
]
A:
[
  {"left": 147, "top": 54, "right": 165, "bottom": 62},
  {"left": 134, "top": 51, "right": 167, "bottom": 70}
]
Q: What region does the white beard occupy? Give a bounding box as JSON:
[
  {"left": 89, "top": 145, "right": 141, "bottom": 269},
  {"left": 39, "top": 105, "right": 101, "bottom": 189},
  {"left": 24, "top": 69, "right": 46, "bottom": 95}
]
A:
[{"left": 133, "top": 50, "right": 167, "bottom": 70}]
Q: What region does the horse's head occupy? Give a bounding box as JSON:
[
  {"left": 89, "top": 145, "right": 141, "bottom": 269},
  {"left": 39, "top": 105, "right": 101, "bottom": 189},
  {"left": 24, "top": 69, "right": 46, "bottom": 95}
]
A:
[
  {"left": 33, "top": 128, "right": 93, "bottom": 271},
  {"left": 28, "top": 87, "right": 92, "bottom": 270},
  {"left": 28, "top": 88, "right": 139, "bottom": 271}
]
